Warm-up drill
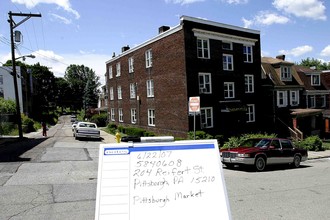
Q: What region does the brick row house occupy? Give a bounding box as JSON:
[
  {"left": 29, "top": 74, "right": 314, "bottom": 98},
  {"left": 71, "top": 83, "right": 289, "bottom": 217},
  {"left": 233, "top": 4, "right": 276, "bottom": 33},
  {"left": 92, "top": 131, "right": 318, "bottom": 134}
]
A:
[
  {"left": 261, "top": 56, "right": 330, "bottom": 139},
  {"left": 105, "top": 16, "right": 262, "bottom": 138}
]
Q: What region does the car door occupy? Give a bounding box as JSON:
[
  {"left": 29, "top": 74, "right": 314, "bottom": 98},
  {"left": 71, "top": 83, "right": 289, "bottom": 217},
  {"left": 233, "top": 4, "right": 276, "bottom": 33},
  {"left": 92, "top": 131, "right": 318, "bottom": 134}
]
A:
[
  {"left": 280, "top": 139, "right": 294, "bottom": 163},
  {"left": 267, "top": 139, "right": 283, "bottom": 164}
]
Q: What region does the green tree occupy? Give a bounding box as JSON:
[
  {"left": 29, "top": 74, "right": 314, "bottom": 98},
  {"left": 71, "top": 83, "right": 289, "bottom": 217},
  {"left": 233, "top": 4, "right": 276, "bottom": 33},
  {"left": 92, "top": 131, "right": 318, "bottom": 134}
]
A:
[
  {"left": 298, "top": 57, "right": 330, "bottom": 70},
  {"left": 0, "top": 98, "right": 16, "bottom": 114},
  {"left": 64, "top": 64, "right": 100, "bottom": 111},
  {"left": 54, "top": 77, "right": 71, "bottom": 112}
]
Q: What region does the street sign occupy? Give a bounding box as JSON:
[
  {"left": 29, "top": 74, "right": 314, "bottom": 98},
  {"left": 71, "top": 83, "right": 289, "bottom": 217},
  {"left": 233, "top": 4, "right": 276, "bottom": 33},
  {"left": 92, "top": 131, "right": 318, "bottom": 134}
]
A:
[
  {"left": 189, "top": 96, "right": 200, "bottom": 113},
  {"left": 95, "top": 140, "right": 231, "bottom": 220}
]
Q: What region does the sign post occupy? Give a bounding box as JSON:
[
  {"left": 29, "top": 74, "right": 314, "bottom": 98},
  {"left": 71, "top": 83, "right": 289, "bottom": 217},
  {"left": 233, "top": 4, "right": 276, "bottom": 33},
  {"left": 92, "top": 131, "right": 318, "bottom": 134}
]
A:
[
  {"left": 95, "top": 140, "right": 231, "bottom": 220},
  {"left": 189, "top": 96, "right": 200, "bottom": 140}
]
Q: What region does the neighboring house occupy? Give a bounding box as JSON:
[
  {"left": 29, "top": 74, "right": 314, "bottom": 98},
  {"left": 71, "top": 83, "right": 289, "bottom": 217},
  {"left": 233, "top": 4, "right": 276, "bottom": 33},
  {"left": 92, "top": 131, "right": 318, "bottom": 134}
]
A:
[
  {"left": 261, "top": 56, "right": 324, "bottom": 139},
  {"left": 95, "top": 85, "right": 108, "bottom": 114},
  {"left": 320, "top": 70, "right": 330, "bottom": 138},
  {"left": 105, "top": 16, "right": 262, "bottom": 138},
  {"left": 0, "top": 66, "right": 24, "bottom": 113}
]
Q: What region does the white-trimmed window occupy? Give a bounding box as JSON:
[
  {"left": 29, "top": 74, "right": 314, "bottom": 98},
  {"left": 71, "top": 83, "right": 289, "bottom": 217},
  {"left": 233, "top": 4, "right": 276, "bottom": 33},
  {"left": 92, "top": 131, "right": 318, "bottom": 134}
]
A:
[
  {"left": 222, "top": 42, "right": 232, "bottom": 50},
  {"left": 321, "top": 95, "right": 326, "bottom": 107},
  {"left": 224, "top": 82, "right": 235, "bottom": 99},
  {"left": 308, "top": 95, "right": 316, "bottom": 108},
  {"left": 311, "top": 74, "right": 320, "bottom": 86},
  {"left": 290, "top": 90, "right": 299, "bottom": 106},
  {"left": 108, "top": 66, "right": 113, "bottom": 79},
  {"left": 223, "top": 54, "right": 233, "bottom": 70},
  {"left": 245, "top": 74, "right": 254, "bottom": 93},
  {"left": 199, "top": 73, "right": 212, "bottom": 94},
  {"left": 281, "top": 66, "right": 291, "bottom": 81},
  {"left": 131, "top": 108, "right": 137, "bottom": 124},
  {"left": 118, "top": 108, "right": 123, "bottom": 122},
  {"left": 146, "top": 80, "right": 154, "bottom": 97},
  {"left": 130, "top": 83, "right": 136, "bottom": 99},
  {"left": 200, "top": 107, "right": 213, "bottom": 128},
  {"left": 117, "top": 86, "right": 122, "bottom": 99},
  {"left": 148, "top": 109, "right": 155, "bottom": 126},
  {"left": 110, "top": 87, "right": 114, "bottom": 100},
  {"left": 116, "top": 62, "right": 121, "bottom": 77},
  {"left": 277, "top": 91, "right": 288, "bottom": 107},
  {"left": 111, "top": 108, "right": 115, "bottom": 121},
  {"left": 145, "top": 49, "right": 152, "bottom": 68},
  {"left": 243, "top": 45, "right": 253, "bottom": 63},
  {"left": 128, "top": 57, "right": 134, "bottom": 73},
  {"left": 246, "top": 104, "right": 255, "bottom": 123},
  {"left": 197, "top": 38, "right": 210, "bottom": 59}
]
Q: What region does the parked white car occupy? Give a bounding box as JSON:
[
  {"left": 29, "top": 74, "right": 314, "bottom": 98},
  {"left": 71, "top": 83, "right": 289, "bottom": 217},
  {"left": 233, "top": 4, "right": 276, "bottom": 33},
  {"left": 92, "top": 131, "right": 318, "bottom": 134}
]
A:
[{"left": 73, "top": 122, "right": 100, "bottom": 140}]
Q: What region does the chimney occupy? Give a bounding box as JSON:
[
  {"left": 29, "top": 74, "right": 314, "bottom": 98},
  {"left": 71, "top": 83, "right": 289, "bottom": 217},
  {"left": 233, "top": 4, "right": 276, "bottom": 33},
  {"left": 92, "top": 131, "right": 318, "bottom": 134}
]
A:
[
  {"left": 121, "top": 45, "right": 130, "bottom": 53},
  {"left": 159, "top": 26, "right": 170, "bottom": 34},
  {"left": 112, "top": 52, "right": 116, "bottom": 58},
  {"left": 276, "top": 55, "right": 285, "bottom": 61}
]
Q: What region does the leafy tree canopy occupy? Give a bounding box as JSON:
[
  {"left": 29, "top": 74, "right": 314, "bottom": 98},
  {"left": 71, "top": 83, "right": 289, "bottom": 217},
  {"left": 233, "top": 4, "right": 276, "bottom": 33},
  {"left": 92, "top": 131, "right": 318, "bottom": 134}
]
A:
[
  {"left": 64, "top": 64, "right": 101, "bottom": 110},
  {"left": 297, "top": 57, "right": 330, "bottom": 70}
]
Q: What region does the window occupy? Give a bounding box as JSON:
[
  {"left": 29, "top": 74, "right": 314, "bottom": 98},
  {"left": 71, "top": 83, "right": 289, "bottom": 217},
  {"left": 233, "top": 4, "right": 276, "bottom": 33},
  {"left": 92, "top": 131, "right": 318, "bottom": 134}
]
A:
[
  {"left": 200, "top": 107, "right": 213, "bottom": 128},
  {"left": 246, "top": 104, "right": 255, "bottom": 123},
  {"left": 131, "top": 108, "right": 137, "bottom": 124},
  {"left": 308, "top": 95, "right": 316, "bottom": 108},
  {"left": 281, "top": 66, "right": 291, "bottom": 81},
  {"left": 320, "top": 95, "right": 326, "bottom": 107},
  {"left": 197, "top": 38, "right": 210, "bottom": 59},
  {"left": 222, "top": 42, "right": 232, "bottom": 50},
  {"left": 280, "top": 139, "right": 293, "bottom": 149},
  {"left": 108, "top": 66, "right": 113, "bottom": 79},
  {"left": 290, "top": 90, "right": 299, "bottom": 106},
  {"left": 199, "top": 73, "right": 212, "bottom": 94},
  {"left": 111, "top": 108, "right": 115, "bottom": 121},
  {"left": 243, "top": 45, "right": 253, "bottom": 63},
  {"left": 146, "top": 80, "right": 154, "bottom": 97},
  {"left": 0, "top": 88, "right": 3, "bottom": 98},
  {"left": 223, "top": 54, "right": 233, "bottom": 70},
  {"left": 148, "top": 109, "right": 155, "bottom": 126},
  {"left": 116, "top": 62, "right": 121, "bottom": 77},
  {"left": 130, "top": 83, "right": 136, "bottom": 99},
  {"left": 117, "top": 86, "right": 122, "bottom": 99},
  {"left": 128, "top": 57, "right": 134, "bottom": 73},
  {"left": 277, "top": 91, "right": 288, "bottom": 107},
  {"left": 110, "top": 87, "right": 114, "bottom": 100},
  {"left": 118, "top": 108, "right": 123, "bottom": 122},
  {"left": 311, "top": 74, "right": 320, "bottom": 86},
  {"left": 224, "top": 82, "right": 235, "bottom": 99},
  {"left": 0, "top": 75, "right": 3, "bottom": 85},
  {"left": 245, "top": 74, "right": 254, "bottom": 93},
  {"left": 145, "top": 49, "right": 152, "bottom": 68}
]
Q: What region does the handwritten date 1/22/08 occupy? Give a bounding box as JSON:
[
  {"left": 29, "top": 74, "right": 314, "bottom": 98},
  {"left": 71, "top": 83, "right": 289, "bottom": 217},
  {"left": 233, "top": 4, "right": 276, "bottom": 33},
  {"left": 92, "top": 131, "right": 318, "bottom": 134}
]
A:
[{"left": 136, "top": 151, "right": 172, "bottom": 160}]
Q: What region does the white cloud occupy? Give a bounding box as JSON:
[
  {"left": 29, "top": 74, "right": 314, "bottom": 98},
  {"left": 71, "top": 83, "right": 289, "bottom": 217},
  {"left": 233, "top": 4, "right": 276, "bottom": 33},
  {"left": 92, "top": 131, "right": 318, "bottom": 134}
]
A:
[
  {"left": 50, "top": 13, "right": 72, "bottom": 24},
  {"left": 11, "top": 0, "right": 80, "bottom": 19},
  {"left": 321, "top": 45, "right": 330, "bottom": 57},
  {"left": 222, "top": 0, "right": 248, "bottom": 4},
  {"left": 273, "top": 0, "right": 326, "bottom": 20},
  {"left": 165, "top": 0, "right": 205, "bottom": 5},
  {"left": 242, "top": 11, "right": 289, "bottom": 28},
  {"left": 279, "top": 45, "right": 313, "bottom": 57}
]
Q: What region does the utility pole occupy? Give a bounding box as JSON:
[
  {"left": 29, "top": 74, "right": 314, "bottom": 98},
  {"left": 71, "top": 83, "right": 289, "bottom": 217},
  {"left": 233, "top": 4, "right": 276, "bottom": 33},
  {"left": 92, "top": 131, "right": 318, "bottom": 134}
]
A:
[{"left": 8, "top": 11, "right": 41, "bottom": 139}]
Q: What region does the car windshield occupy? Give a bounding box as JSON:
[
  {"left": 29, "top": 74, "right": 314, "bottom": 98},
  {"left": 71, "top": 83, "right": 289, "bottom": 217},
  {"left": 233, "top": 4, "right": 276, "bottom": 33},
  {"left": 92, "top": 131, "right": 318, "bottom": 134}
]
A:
[{"left": 254, "top": 139, "right": 271, "bottom": 148}]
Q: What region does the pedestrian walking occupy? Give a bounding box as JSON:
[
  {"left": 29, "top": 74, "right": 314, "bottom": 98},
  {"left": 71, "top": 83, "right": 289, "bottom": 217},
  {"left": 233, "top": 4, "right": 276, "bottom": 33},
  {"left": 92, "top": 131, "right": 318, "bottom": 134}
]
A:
[{"left": 42, "top": 121, "right": 47, "bottom": 137}]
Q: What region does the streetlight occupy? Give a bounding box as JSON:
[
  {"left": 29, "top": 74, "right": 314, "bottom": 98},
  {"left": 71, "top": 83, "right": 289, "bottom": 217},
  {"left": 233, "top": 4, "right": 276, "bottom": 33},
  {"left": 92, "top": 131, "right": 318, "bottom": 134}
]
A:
[{"left": 16, "top": 54, "right": 36, "bottom": 61}]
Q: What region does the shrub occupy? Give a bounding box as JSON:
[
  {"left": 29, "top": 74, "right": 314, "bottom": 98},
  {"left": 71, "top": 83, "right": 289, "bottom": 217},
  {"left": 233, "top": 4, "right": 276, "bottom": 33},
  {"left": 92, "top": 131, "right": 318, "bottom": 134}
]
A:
[
  {"left": 90, "top": 113, "right": 107, "bottom": 127},
  {"left": 294, "top": 136, "right": 323, "bottom": 151},
  {"left": 221, "top": 133, "right": 277, "bottom": 149},
  {"left": 107, "top": 123, "right": 117, "bottom": 134},
  {"left": 188, "top": 131, "right": 213, "bottom": 140},
  {"left": 21, "top": 114, "right": 36, "bottom": 133}
]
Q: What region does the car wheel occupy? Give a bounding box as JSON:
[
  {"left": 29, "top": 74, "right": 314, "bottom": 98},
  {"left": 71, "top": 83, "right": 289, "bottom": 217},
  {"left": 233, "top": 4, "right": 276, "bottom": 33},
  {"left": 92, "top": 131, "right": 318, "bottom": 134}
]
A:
[
  {"left": 292, "top": 155, "right": 301, "bottom": 168},
  {"left": 255, "top": 156, "right": 266, "bottom": 171}
]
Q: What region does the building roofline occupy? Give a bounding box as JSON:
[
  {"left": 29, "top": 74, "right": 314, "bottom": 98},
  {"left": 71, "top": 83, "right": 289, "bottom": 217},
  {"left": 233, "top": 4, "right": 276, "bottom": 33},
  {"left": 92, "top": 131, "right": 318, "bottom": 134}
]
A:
[
  {"left": 180, "top": 15, "right": 260, "bottom": 35},
  {"left": 106, "top": 24, "right": 183, "bottom": 64}
]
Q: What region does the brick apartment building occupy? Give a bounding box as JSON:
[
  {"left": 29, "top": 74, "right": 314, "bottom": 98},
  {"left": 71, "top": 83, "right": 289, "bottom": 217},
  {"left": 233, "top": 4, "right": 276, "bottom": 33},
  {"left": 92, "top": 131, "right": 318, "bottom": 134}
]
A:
[{"left": 105, "top": 16, "right": 262, "bottom": 138}]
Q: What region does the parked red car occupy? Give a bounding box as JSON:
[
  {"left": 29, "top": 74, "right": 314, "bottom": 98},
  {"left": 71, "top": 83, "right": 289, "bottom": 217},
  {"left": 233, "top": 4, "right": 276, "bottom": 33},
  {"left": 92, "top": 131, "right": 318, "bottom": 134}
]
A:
[{"left": 220, "top": 138, "right": 308, "bottom": 171}]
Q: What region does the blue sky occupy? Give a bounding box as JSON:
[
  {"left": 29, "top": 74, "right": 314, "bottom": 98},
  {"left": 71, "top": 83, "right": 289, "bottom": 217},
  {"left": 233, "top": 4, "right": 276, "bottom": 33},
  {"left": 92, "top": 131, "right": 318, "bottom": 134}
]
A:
[{"left": 1, "top": 0, "right": 329, "bottom": 86}]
